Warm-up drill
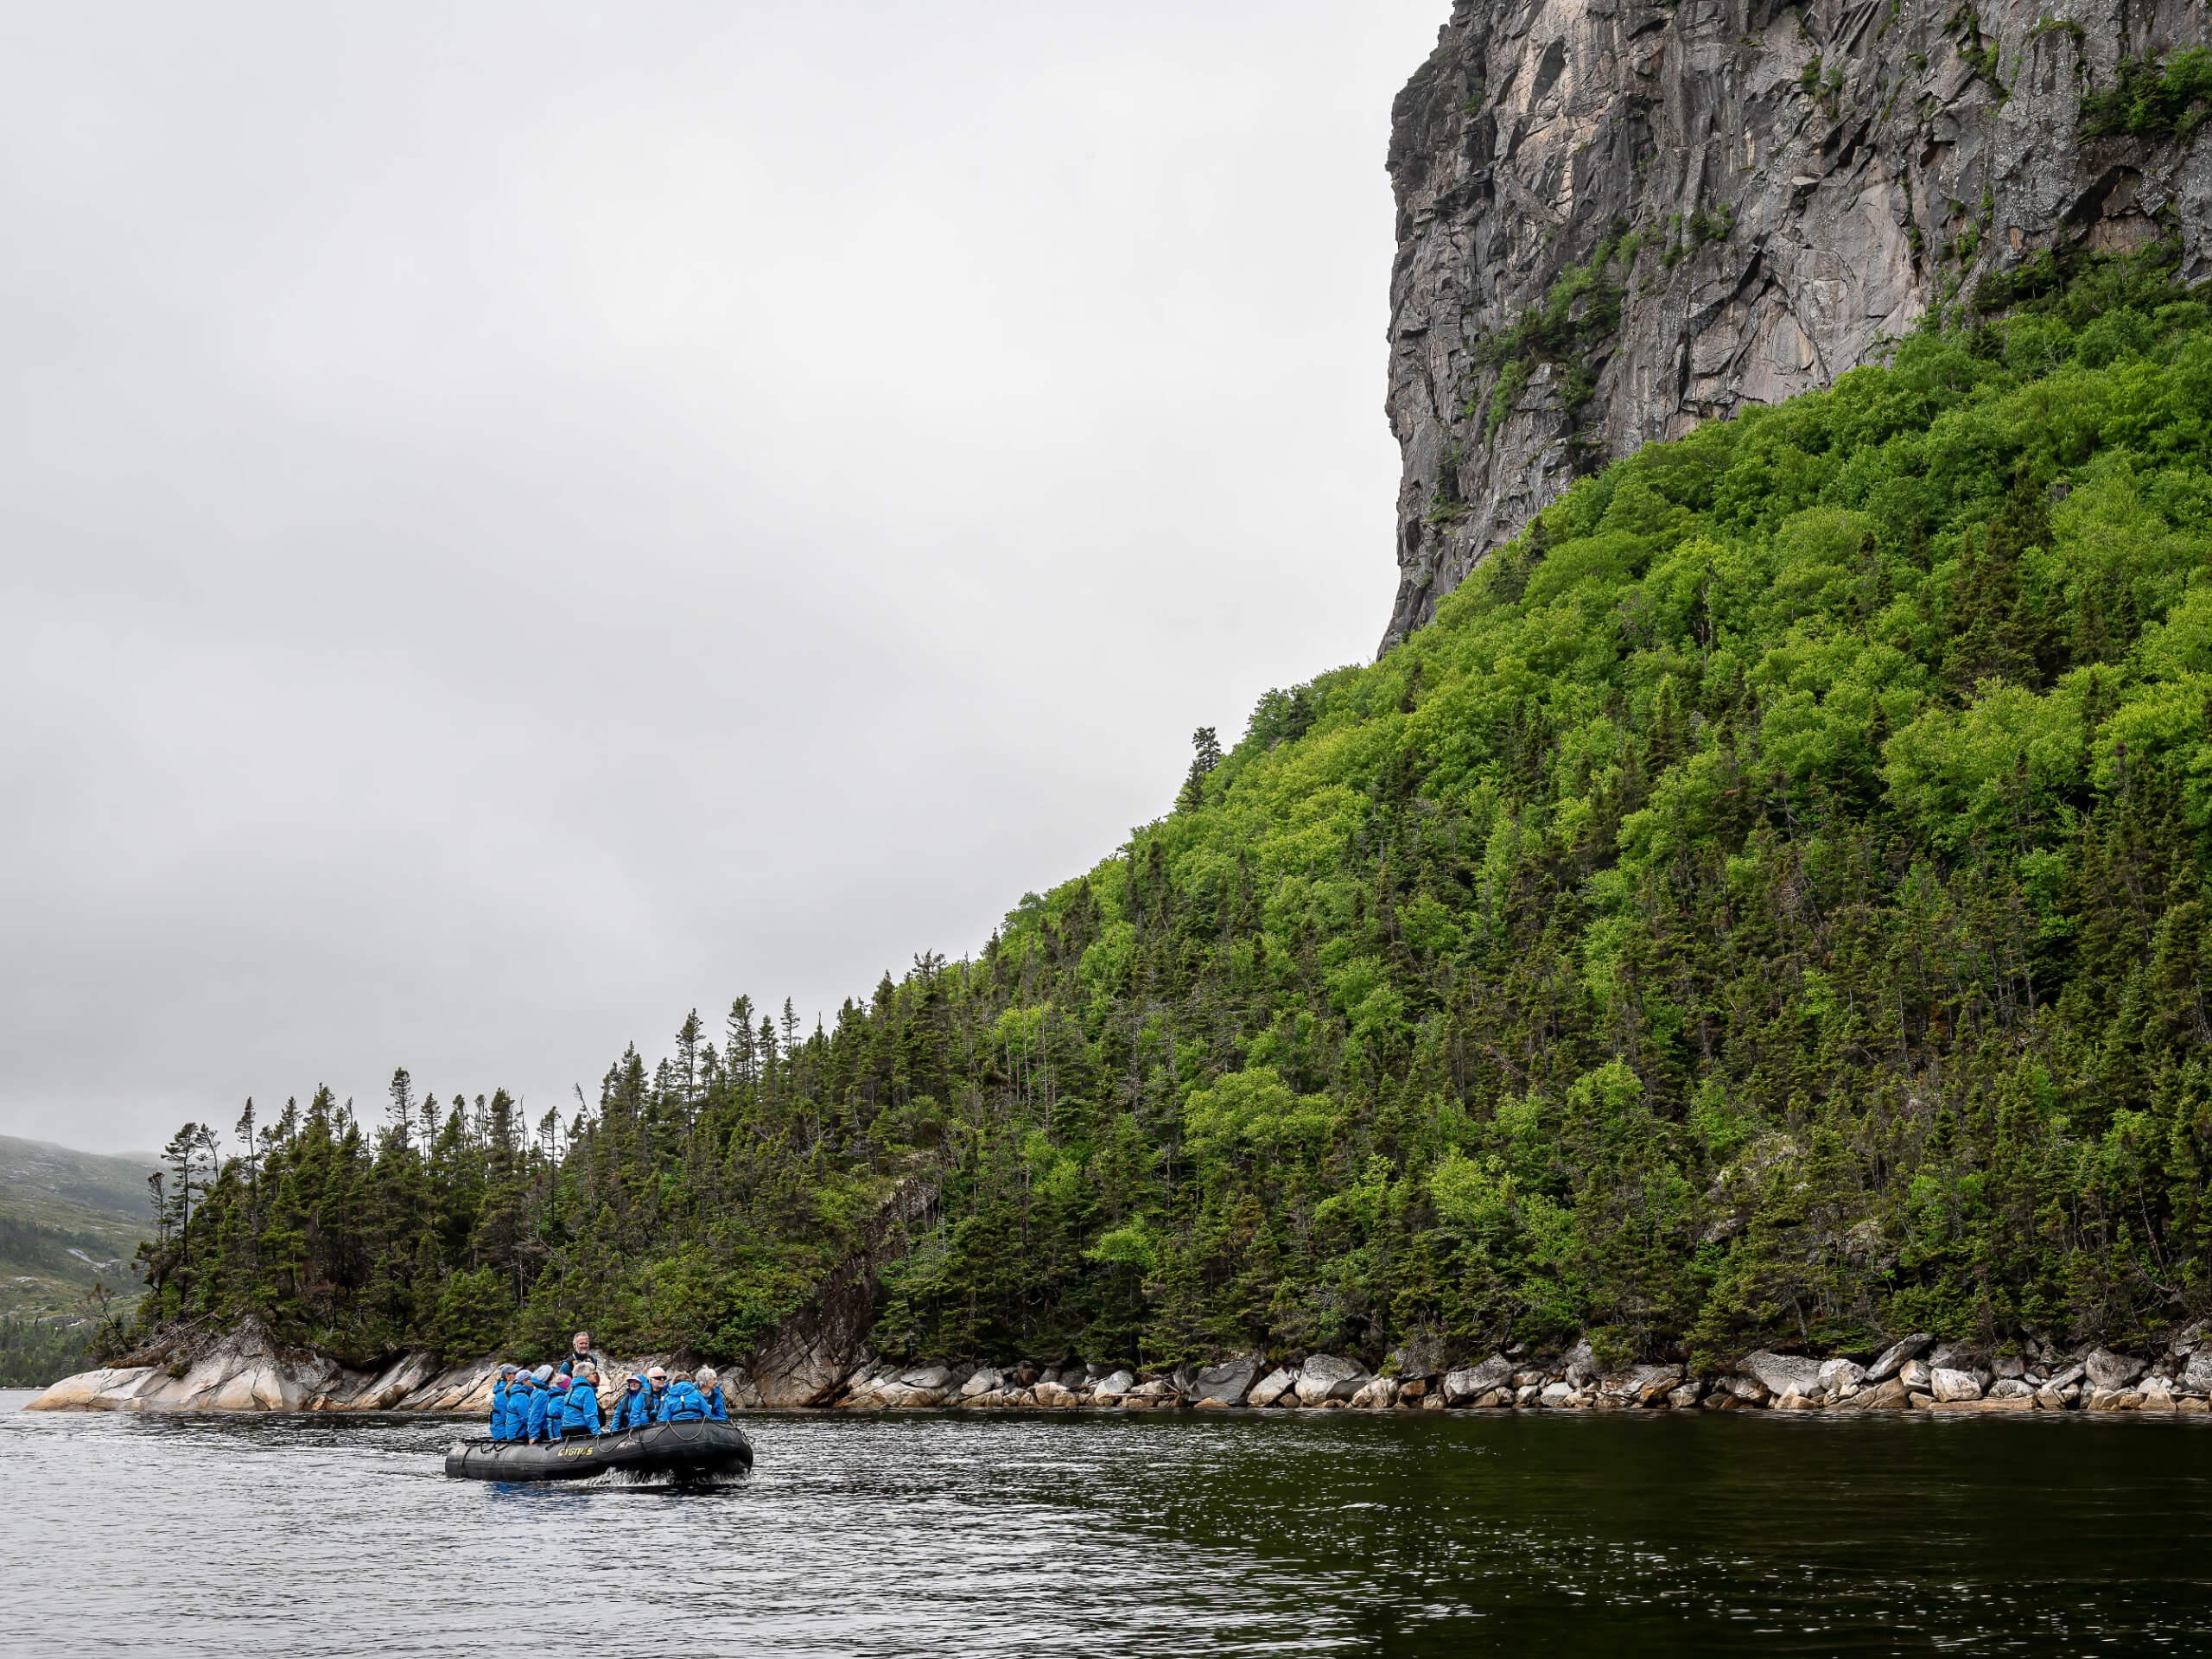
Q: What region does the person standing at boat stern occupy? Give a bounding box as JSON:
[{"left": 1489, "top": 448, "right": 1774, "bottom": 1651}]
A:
[
  {"left": 612, "top": 1373, "right": 652, "bottom": 1431},
  {"left": 696, "top": 1367, "right": 728, "bottom": 1421},
  {"left": 560, "top": 1361, "right": 604, "bottom": 1436},
  {"left": 557, "top": 1331, "right": 607, "bottom": 1379}
]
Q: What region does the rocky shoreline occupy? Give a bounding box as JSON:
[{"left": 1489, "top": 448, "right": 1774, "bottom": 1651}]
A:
[
  {"left": 27, "top": 1319, "right": 2212, "bottom": 1422},
  {"left": 22, "top": 1319, "right": 505, "bottom": 1414},
  {"left": 827, "top": 1329, "right": 2212, "bottom": 1418}
]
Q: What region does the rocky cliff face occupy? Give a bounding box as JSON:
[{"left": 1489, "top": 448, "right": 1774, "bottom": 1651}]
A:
[
  {"left": 1380, "top": 0, "right": 2212, "bottom": 649},
  {"left": 721, "top": 1173, "right": 939, "bottom": 1408}
]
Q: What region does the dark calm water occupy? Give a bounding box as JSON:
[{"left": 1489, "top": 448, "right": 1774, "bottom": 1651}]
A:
[{"left": 6, "top": 1389, "right": 2211, "bottom": 1656}]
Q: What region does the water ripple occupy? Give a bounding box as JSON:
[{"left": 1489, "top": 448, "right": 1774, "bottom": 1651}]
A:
[{"left": 6, "top": 1392, "right": 2211, "bottom": 1655}]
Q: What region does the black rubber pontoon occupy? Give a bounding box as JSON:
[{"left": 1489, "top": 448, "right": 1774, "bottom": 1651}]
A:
[{"left": 444, "top": 1419, "right": 753, "bottom": 1483}]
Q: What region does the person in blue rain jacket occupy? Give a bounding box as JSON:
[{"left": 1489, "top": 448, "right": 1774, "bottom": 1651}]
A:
[
  {"left": 543, "top": 1373, "right": 570, "bottom": 1441},
  {"left": 611, "top": 1374, "right": 652, "bottom": 1432},
  {"left": 642, "top": 1366, "right": 671, "bottom": 1421},
  {"left": 525, "top": 1367, "right": 556, "bottom": 1441},
  {"left": 695, "top": 1367, "right": 728, "bottom": 1421},
  {"left": 500, "top": 1367, "right": 533, "bottom": 1440},
  {"left": 488, "top": 1363, "right": 516, "bottom": 1440},
  {"left": 658, "top": 1374, "right": 708, "bottom": 1422},
  {"left": 559, "top": 1363, "right": 603, "bottom": 1436}
]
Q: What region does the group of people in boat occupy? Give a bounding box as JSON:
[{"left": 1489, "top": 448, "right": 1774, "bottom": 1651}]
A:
[{"left": 486, "top": 1330, "right": 728, "bottom": 1443}]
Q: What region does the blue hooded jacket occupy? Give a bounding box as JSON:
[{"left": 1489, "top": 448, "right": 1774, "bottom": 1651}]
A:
[
  {"left": 702, "top": 1382, "right": 728, "bottom": 1421},
  {"left": 524, "top": 1382, "right": 551, "bottom": 1441},
  {"left": 543, "top": 1382, "right": 569, "bottom": 1440},
  {"left": 560, "top": 1378, "right": 603, "bottom": 1436},
  {"left": 501, "top": 1379, "right": 532, "bottom": 1440},
  {"left": 658, "top": 1379, "right": 708, "bottom": 1422},
  {"left": 488, "top": 1377, "right": 510, "bottom": 1440},
  {"left": 612, "top": 1379, "right": 652, "bottom": 1431}
]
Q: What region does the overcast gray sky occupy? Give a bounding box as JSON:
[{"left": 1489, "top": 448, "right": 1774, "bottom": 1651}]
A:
[{"left": 3, "top": 1, "right": 1442, "bottom": 1156}]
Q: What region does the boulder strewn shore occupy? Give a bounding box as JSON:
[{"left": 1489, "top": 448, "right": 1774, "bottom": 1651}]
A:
[
  {"left": 825, "top": 1326, "right": 2212, "bottom": 1417},
  {"left": 29, "top": 1319, "right": 2212, "bottom": 1421}
]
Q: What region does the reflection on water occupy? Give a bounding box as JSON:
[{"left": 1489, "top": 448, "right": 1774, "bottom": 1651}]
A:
[{"left": 5, "top": 1389, "right": 2210, "bottom": 1656}]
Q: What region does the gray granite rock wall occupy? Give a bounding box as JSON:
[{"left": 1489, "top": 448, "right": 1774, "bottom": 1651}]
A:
[{"left": 1380, "top": 0, "right": 2212, "bottom": 650}]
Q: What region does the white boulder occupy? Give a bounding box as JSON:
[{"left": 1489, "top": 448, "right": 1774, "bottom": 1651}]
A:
[
  {"left": 1192, "top": 1359, "right": 1258, "bottom": 1406},
  {"left": 1443, "top": 1357, "right": 1513, "bottom": 1405},
  {"left": 1929, "top": 1367, "right": 1982, "bottom": 1402},
  {"left": 1601, "top": 1363, "right": 1683, "bottom": 1406},
  {"left": 1865, "top": 1333, "right": 1933, "bottom": 1382},
  {"left": 1818, "top": 1358, "right": 1866, "bottom": 1395},
  {"left": 1737, "top": 1351, "right": 1823, "bottom": 1398},
  {"left": 2084, "top": 1349, "right": 2147, "bottom": 1392},
  {"left": 1293, "top": 1354, "right": 1370, "bottom": 1405},
  {"left": 1348, "top": 1377, "right": 1398, "bottom": 1410}
]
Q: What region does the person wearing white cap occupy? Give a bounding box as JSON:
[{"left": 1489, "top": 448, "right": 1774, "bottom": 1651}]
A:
[
  {"left": 525, "top": 1364, "right": 556, "bottom": 1441},
  {"left": 504, "top": 1364, "right": 538, "bottom": 1442},
  {"left": 489, "top": 1363, "right": 519, "bottom": 1441}
]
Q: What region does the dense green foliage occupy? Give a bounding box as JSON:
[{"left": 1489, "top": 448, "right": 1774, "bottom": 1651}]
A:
[
  {"left": 0, "top": 1314, "right": 101, "bottom": 1389},
  {"left": 133, "top": 248, "right": 2212, "bottom": 1374},
  {"left": 0, "top": 1213, "right": 120, "bottom": 1279},
  {"left": 2079, "top": 48, "right": 2212, "bottom": 143}
]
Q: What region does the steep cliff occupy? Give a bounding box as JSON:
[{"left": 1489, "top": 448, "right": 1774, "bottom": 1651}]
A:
[{"left": 1381, "top": 0, "right": 2212, "bottom": 648}]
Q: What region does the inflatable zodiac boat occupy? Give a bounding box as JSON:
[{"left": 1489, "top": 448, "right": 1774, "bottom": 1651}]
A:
[{"left": 444, "top": 1419, "right": 754, "bottom": 1483}]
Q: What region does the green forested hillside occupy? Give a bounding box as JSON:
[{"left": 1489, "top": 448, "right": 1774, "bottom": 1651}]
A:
[
  {"left": 0, "top": 1135, "right": 153, "bottom": 1382},
  {"left": 132, "top": 248, "right": 2212, "bottom": 1373}
]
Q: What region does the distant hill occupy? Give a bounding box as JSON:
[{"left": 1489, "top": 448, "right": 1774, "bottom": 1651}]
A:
[
  {"left": 0, "top": 1135, "right": 155, "bottom": 1322},
  {"left": 0, "top": 1135, "right": 158, "bottom": 1220}
]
